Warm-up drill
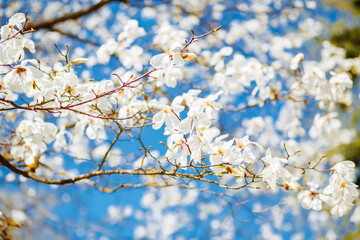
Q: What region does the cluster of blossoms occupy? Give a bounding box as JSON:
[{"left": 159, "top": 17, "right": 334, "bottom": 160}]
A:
[
  {"left": 96, "top": 19, "right": 148, "bottom": 71},
  {"left": 146, "top": 38, "right": 359, "bottom": 217},
  {"left": 290, "top": 52, "right": 353, "bottom": 109},
  {"left": 11, "top": 118, "right": 57, "bottom": 166},
  {"left": 297, "top": 161, "right": 359, "bottom": 217},
  {"left": 324, "top": 161, "right": 359, "bottom": 217},
  {"left": 0, "top": 9, "right": 358, "bottom": 209},
  {"left": 0, "top": 0, "right": 360, "bottom": 238},
  {"left": 0, "top": 13, "right": 34, "bottom": 65}
]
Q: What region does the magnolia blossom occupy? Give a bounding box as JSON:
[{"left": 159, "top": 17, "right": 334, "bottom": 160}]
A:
[
  {"left": 309, "top": 112, "right": 341, "bottom": 139},
  {"left": 298, "top": 183, "right": 325, "bottom": 211},
  {"left": 82, "top": 79, "right": 114, "bottom": 112},
  {"left": 15, "top": 118, "right": 57, "bottom": 144},
  {"left": 0, "top": 13, "right": 35, "bottom": 64},
  {"left": 150, "top": 42, "right": 196, "bottom": 69},
  {"left": 118, "top": 100, "right": 146, "bottom": 126},
  {"left": 290, "top": 53, "right": 304, "bottom": 70},
  {"left": 323, "top": 161, "right": 359, "bottom": 217},
  {"left": 149, "top": 67, "right": 183, "bottom": 88},
  {"left": 186, "top": 131, "right": 205, "bottom": 164},
  {"left": 3, "top": 13, "right": 25, "bottom": 30},
  {"left": 178, "top": 111, "right": 211, "bottom": 135},
  {"left": 150, "top": 42, "right": 185, "bottom": 69},
  {"left": 3, "top": 60, "right": 44, "bottom": 97},
  {"left": 96, "top": 39, "right": 117, "bottom": 64},
  {"left": 117, "top": 20, "right": 146, "bottom": 45},
  {"left": 329, "top": 72, "right": 353, "bottom": 101},
  {"left": 209, "top": 139, "right": 234, "bottom": 174},
  {"left": 95, "top": 20, "right": 146, "bottom": 67},
  {"left": 172, "top": 89, "right": 201, "bottom": 109},
  {"left": 73, "top": 115, "right": 107, "bottom": 140},
  {"left": 261, "top": 149, "right": 292, "bottom": 190},
  {"left": 213, "top": 54, "right": 274, "bottom": 96},
  {"left": 11, "top": 118, "right": 57, "bottom": 165},
  {"left": 11, "top": 140, "right": 41, "bottom": 166},
  {"left": 151, "top": 99, "right": 185, "bottom": 131},
  {"left": 152, "top": 22, "right": 188, "bottom": 49},
  {"left": 165, "top": 133, "right": 190, "bottom": 168},
  {"left": 233, "top": 136, "right": 263, "bottom": 164},
  {"left": 186, "top": 124, "right": 220, "bottom": 164},
  {"left": 53, "top": 127, "right": 68, "bottom": 152},
  {"left": 189, "top": 91, "right": 223, "bottom": 119}
]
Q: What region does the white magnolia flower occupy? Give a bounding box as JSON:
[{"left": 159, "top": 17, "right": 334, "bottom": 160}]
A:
[
  {"left": 11, "top": 118, "right": 57, "bottom": 166},
  {"left": 210, "top": 139, "right": 234, "bottom": 174},
  {"left": 298, "top": 183, "right": 324, "bottom": 211},
  {"left": 329, "top": 72, "right": 353, "bottom": 101},
  {"left": 178, "top": 111, "right": 211, "bottom": 135},
  {"left": 186, "top": 132, "right": 204, "bottom": 164},
  {"left": 233, "top": 135, "right": 263, "bottom": 164},
  {"left": 309, "top": 112, "right": 341, "bottom": 139},
  {"left": 290, "top": 53, "right": 304, "bottom": 70},
  {"left": 149, "top": 67, "right": 183, "bottom": 88},
  {"left": 323, "top": 161, "right": 359, "bottom": 217},
  {"left": 117, "top": 20, "right": 145, "bottom": 45},
  {"left": 150, "top": 42, "right": 185, "bottom": 69},
  {"left": 0, "top": 13, "right": 35, "bottom": 64},
  {"left": 118, "top": 100, "right": 146, "bottom": 126},
  {"left": 261, "top": 149, "right": 292, "bottom": 190},
  {"left": 189, "top": 91, "right": 223, "bottom": 119},
  {"left": 165, "top": 133, "right": 190, "bottom": 168},
  {"left": 11, "top": 140, "right": 41, "bottom": 166},
  {"left": 151, "top": 99, "right": 185, "bottom": 131},
  {"left": 172, "top": 89, "right": 201, "bottom": 108},
  {"left": 3, "top": 60, "right": 44, "bottom": 97}
]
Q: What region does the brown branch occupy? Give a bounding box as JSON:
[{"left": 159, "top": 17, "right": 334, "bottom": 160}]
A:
[
  {"left": 0, "top": 154, "right": 31, "bottom": 178},
  {"left": 24, "top": 0, "right": 128, "bottom": 31},
  {"left": 97, "top": 126, "right": 123, "bottom": 170},
  {"left": 0, "top": 153, "right": 259, "bottom": 190}
]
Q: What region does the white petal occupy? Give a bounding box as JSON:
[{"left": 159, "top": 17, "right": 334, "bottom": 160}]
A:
[
  {"left": 170, "top": 42, "right": 183, "bottom": 51},
  {"left": 9, "top": 13, "right": 26, "bottom": 27},
  {"left": 150, "top": 54, "right": 167, "bottom": 68},
  {"left": 172, "top": 54, "right": 184, "bottom": 66},
  {"left": 290, "top": 53, "right": 304, "bottom": 70},
  {"left": 86, "top": 126, "right": 97, "bottom": 140},
  {"left": 152, "top": 112, "right": 164, "bottom": 129},
  {"left": 179, "top": 118, "right": 191, "bottom": 134}
]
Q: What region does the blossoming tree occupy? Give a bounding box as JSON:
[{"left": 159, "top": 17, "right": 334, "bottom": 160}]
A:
[{"left": 0, "top": 0, "right": 359, "bottom": 239}]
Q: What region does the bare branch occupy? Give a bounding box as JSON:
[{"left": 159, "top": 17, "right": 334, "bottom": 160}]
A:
[{"left": 24, "top": 0, "right": 128, "bottom": 31}]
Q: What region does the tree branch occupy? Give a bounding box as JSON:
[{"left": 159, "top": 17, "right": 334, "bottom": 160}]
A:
[
  {"left": 24, "top": 0, "right": 128, "bottom": 31},
  {"left": 0, "top": 153, "right": 258, "bottom": 190}
]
